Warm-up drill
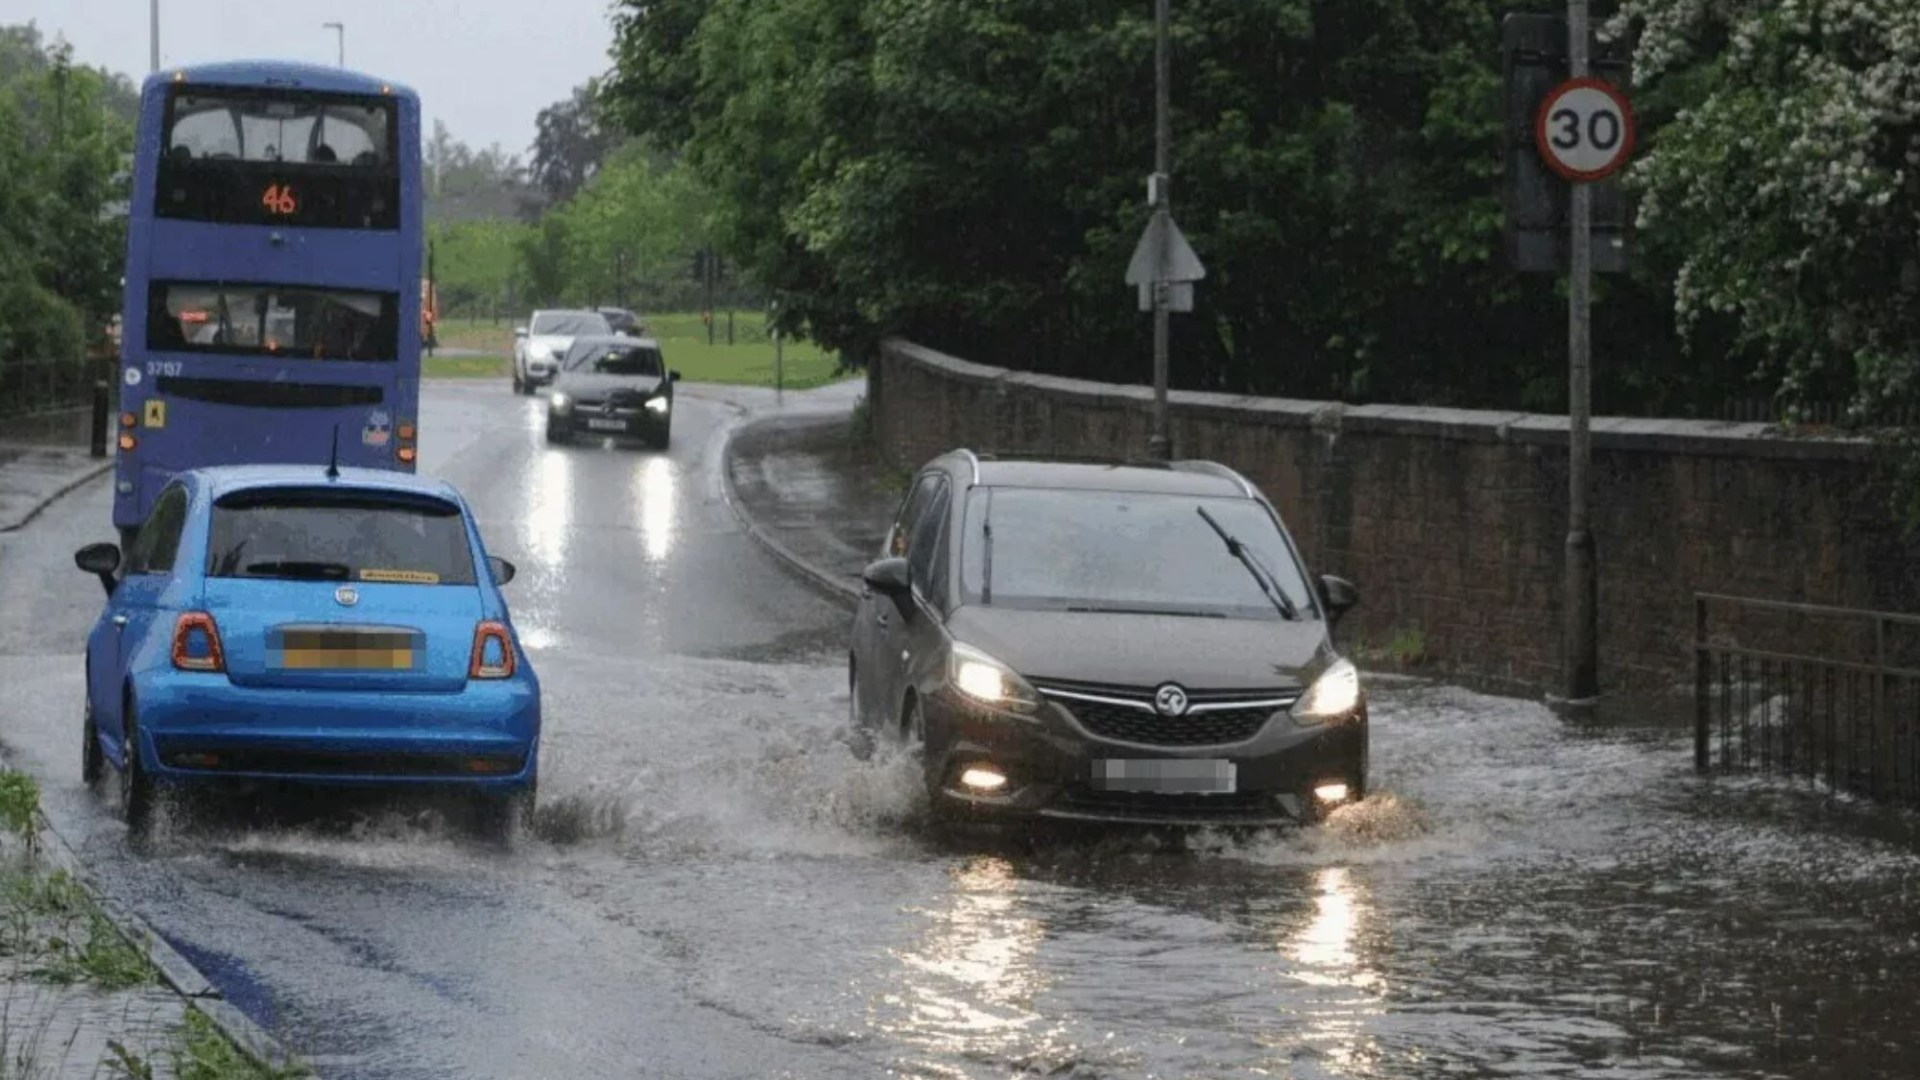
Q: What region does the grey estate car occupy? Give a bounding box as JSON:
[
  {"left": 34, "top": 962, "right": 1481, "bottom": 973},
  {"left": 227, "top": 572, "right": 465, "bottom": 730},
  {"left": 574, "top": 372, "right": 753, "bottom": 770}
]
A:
[{"left": 848, "top": 451, "right": 1367, "bottom": 827}]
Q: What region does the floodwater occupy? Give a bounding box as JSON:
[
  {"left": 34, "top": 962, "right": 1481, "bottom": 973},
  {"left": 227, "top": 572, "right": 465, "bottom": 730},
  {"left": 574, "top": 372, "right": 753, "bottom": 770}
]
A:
[{"left": 0, "top": 382, "right": 1913, "bottom": 1078}]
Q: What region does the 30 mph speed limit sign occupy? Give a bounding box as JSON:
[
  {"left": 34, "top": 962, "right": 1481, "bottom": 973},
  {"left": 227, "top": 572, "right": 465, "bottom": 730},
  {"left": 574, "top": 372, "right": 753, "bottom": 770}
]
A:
[{"left": 1535, "top": 77, "right": 1635, "bottom": 182}]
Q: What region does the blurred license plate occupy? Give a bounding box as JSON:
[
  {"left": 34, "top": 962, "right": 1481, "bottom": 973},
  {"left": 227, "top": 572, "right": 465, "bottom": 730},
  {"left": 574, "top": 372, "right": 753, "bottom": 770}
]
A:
[
  {"left": 587, "top": 419, "right": 626, "bottom": 431},
  {"left": 1092, "top": 759, "right": 1236, "bottom": 794},
  {"left": 272, "top": 628, "right": 420, "bottom": 671}
]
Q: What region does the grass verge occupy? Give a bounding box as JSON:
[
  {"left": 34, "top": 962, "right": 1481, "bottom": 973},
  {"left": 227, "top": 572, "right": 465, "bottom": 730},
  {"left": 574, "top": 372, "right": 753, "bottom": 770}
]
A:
[
  {"left": 0, "top": 772, "right": 308, "bottom": 1078},
  {"left": 423, "top": 354, "right": 509, "bottom": 379},
  {"left": 432, "top": 312, "right": 852, "bottom": 390}
]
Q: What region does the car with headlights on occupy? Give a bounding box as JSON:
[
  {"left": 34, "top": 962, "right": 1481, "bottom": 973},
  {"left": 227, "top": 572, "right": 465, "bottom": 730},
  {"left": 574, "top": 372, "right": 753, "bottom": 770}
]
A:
[
  {"left": 513, "top": 309, "right": 610, "bottom": 395},
  {"left": 848, "top": 452, "right": 1365, "bottom": 827},
  {"left": 72, "top": 465, "right": 540, "bottom": 839},
  {"left": 545, "top": 336, "right": 679, "bottom": 449}
]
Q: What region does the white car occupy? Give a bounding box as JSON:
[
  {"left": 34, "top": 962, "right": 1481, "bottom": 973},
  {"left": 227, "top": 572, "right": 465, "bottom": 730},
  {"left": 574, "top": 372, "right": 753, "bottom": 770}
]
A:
[{"left": 514, "top": 310, "right": 611, "bottom": 395}]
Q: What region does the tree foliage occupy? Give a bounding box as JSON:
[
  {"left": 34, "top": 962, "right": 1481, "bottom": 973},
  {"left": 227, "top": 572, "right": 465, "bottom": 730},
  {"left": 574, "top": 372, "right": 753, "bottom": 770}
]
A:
[
  {"left": 603, "top": 0, "right": 1712, "bottom": 412},
  {"left": 529, "top": 83, "right": 621, "bottom": 205},
  {"left": 0, "top": 25, "right": 131, "bottom": 368},
  {"left": 1619, "top": 0, "right": 1920, "bottom": 426}
]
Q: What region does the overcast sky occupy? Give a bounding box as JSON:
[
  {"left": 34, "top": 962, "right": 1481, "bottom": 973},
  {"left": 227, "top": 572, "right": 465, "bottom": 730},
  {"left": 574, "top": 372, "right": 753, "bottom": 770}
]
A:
[{"left": 12, "top": 0, "right": 619, "bottom": 157}]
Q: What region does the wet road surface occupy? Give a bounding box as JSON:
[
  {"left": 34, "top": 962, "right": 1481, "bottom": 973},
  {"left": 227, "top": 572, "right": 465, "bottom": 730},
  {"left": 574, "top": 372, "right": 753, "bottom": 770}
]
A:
[{"left": 1, "top": 380, "right": 1917, "bottom": 1078}]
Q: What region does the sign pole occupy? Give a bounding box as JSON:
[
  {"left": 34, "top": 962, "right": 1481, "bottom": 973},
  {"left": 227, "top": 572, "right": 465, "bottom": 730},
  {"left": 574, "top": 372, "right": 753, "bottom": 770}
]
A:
[
  {"left": 1565, "top": 0, "right": 1598, "bottom": 703},
  {"left": 1147, "top": 0, "right": 1172, "bottom": 461}
]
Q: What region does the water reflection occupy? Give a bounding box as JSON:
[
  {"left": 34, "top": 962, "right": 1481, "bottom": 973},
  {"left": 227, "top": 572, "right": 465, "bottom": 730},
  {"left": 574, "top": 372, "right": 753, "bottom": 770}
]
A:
[
  {"left": 886, "top": 856, "right": 1047, "bottom": 1060},
  {"left": 635, "top": 456, "right": 677, "bottom": 563},
  {"left": 524, "top": 445, "right": 574, "bottom": 566},
  {"left": 1280, "top": 866, "right": 1384, "bottom": 1073}
]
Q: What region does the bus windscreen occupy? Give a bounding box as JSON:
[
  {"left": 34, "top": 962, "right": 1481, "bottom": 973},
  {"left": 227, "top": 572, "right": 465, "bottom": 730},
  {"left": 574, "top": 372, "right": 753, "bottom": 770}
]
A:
[
  {"left": 157, "top": 88, "right": 399, "bottom": 229},
  {"left": 148, "top": 282, "right": 399, "bottom": 362}
]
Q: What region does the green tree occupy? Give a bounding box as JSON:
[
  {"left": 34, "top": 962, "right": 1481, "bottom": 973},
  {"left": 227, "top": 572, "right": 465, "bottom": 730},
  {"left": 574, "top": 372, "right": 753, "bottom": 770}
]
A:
[
  {"left": 0, "top": 26, "right": 131, "bottom": 371},
  {"left": 1621, "top": 0, "right": 1920, "bottom": 425},
  {"left": 604, "top": 0, "right": 1690, "bottom": 410}
]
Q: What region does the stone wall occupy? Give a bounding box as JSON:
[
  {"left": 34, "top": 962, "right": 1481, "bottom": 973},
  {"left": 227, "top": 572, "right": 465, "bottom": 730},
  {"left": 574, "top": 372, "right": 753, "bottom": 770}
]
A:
[{"left": 867, "top": 338, "right": 1920, "bottom": 698}]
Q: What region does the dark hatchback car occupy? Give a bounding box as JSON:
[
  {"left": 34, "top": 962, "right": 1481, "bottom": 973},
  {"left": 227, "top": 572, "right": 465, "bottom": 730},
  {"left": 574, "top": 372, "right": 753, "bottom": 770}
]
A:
[
  {"left": 848, "top": 452, "right": 1366, "bottom": 827},
  {"left": 597, "top": 306, "right": 645, "bottom": 336},
  {"left": 545, "top": 335, "right": 679, "bottom": 449}
]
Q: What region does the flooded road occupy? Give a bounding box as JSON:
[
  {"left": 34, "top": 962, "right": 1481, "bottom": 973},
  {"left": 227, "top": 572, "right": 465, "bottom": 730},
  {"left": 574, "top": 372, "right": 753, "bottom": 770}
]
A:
[{"left": 0, "top": 381, "right": 1915, "bottom": 1078}]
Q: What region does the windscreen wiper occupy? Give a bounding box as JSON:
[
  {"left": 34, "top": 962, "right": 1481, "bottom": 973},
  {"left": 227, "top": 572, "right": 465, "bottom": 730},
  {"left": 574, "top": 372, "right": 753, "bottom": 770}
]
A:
[{"left": 1195, "top": 507, "right": 1299, "bottom": 620}]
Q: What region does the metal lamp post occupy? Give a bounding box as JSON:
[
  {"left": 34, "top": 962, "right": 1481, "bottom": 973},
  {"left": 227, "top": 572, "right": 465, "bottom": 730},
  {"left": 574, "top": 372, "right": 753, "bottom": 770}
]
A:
[
  {"left": 1124, "top": 0, "right": 1204, "bottom": 461},
  {"left": 323, "top": 22, "right": 345, "bottom": 67}
]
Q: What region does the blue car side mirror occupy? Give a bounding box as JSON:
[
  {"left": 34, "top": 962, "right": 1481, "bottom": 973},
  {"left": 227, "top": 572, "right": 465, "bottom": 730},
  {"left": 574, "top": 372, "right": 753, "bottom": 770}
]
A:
[
  {"left": 488, "top": 555, "right": 517, "bottom": 586},
  {"left": 75, "top": 542, "right": 120, "bottom": 596}
]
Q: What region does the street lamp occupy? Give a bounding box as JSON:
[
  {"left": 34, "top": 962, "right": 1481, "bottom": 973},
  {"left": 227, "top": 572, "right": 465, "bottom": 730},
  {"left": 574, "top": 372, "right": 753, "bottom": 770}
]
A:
[
  {"left": 322, "top": 22, "right": 345, "bottom": 68},
  {"left": 149, "top": 0, "right": 159, "bottom": 72}
]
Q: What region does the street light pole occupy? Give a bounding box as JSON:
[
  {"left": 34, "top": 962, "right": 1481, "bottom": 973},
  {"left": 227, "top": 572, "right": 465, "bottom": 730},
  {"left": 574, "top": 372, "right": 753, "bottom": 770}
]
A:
[
  {"left": 1564, "top": 0, "right": 1599, "bottom": 703},
  {"left": 1146, "top": 0, "right": 1173, "bottom": 460},
  {"left": 149, "top": 0, "right": 159, "bottom": 73},
  {"left": 323, "top": 22, "right": 345, "bottom": 68}
]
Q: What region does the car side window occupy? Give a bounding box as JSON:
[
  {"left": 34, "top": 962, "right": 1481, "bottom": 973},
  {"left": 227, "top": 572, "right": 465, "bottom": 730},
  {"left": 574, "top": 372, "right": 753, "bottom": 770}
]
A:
[
  {"left": 127, "top": 485, "right": 188, "bottom": 575},
  {"left": 887, "top": 473, "right": 943, "bottom": 558},
  {"left": 908, "top": 481, "right": 951, "bottom": 609}
]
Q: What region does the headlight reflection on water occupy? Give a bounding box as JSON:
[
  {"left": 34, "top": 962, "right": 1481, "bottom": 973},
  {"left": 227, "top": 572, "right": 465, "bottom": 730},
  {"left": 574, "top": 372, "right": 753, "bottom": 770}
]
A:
[
  {"left": 1279, "top": 865, "right": 1386, "bottom": 1073},
  {"left": 635, "top": 456, "right": 677, "bottom": 563},
  {"left": 886, "top": 856, "right": 1047, "bottom": 1054}
]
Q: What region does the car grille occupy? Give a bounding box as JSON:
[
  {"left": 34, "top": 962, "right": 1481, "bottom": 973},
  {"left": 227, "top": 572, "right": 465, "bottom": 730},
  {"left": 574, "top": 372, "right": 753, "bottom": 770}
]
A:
[
  {"left": 1050, "top": 788, "right": 1295, "bottom": 823},
  {"left": 1033, "top": 681, "right": 1300, "bottom": 748}
]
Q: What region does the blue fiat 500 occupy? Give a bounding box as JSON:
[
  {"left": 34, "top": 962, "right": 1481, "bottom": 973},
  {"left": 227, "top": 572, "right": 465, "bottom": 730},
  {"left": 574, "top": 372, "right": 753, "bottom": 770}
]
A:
[{"left": 72, "top": 465, "right": 540, "bottom": 838}]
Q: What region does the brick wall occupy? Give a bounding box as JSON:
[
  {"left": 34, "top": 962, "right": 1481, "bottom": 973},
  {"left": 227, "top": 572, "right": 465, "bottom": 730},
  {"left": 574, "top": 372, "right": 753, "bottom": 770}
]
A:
[{"left": 868, "top": 338, "right": 1920, "bottom": 698}]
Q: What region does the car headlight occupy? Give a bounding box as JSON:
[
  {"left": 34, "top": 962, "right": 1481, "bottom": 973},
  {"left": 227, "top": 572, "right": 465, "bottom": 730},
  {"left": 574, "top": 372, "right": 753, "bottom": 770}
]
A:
[
  {"left": 549, "top": 392, "right": 571, "bottom": 413},
  {"left": 1290, "top": 659, "right": 1361, "bottom": 724},
  {"left": 947, "top": 642, "right": 1039, "bottom": 713},
  {"left": 644, "top": 396, "right": 670, "bottom": 415}
]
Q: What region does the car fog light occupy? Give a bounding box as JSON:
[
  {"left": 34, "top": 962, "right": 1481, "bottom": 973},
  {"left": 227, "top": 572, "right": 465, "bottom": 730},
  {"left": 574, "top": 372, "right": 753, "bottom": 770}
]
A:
[
  {"left": 1314, "top": 782, "right": 1350, "bottom": 804},
  {"left": 960, "top": 766, "right": 1008, "bottom": 792}
]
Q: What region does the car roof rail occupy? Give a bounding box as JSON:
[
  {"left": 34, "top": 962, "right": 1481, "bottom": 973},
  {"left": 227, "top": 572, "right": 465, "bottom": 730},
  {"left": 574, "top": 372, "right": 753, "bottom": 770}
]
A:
[
  {"left": 974, "top": 449, "right": 1179, "bottom": 469},
  {"left": 954, "top": 448, "right": 982, "bottom": 485},
  {"left": 1171, "top": 459, "right": 1257, "bottom": 496}
]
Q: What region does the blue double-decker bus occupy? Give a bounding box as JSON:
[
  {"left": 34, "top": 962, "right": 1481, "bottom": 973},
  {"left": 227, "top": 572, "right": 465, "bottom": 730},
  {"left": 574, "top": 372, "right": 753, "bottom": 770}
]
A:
[{"left": 114, "top": 61, "right": 424, "bottom": 546}]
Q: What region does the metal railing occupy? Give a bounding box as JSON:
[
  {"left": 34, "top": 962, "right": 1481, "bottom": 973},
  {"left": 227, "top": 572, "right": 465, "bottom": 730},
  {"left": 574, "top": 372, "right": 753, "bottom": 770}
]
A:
[
  {"left": 1694, "top": 594, "right": 1920, "bottom": 805},
  {"left": 0, "top": 356, "right": 106, "bottom": 420}
]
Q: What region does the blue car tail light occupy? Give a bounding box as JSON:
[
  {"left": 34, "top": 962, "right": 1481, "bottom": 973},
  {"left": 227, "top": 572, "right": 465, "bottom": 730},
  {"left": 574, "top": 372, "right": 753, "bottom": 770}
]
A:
[
  {"left": 469, "top": 622, "right": 515, "bottom": 680},
  {"left": 171, "top": 612, "right": 226, "bottom": 673}
]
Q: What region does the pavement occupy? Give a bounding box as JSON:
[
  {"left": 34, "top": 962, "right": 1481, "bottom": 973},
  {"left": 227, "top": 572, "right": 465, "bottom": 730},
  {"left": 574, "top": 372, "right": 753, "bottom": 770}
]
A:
[
  {"left": 0, "top": 445, "right": 114, "bottom": 534},
  {"left": 722, "top": 411, "right": 899, "bottom": 604}
]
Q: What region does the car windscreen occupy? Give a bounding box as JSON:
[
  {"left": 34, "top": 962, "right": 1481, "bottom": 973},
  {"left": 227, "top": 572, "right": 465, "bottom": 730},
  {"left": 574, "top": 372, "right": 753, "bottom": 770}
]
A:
[
  {"left": 157, "top": 87, "right": 399, "bottom": 229},
  {"left": 959, "top": 488, "right": 1314, "bottom": 619},
  {"left": 148, "top": 282, "right": 398, "bottom": 361},
  {"left": 206, "top": 489, "right": 476, "bottom": 585},
  {"left": 531, "top": 312, "right": 609, "bottom": 336},
  {"left": 565, "top": 342, "right": 664, "bottom": 376}
]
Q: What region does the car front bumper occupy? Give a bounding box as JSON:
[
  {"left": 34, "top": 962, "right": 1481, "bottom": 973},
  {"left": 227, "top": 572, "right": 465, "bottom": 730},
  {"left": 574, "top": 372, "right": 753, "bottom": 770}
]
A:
[
  {"left": 919, "top": 689, "right": 1366, "bottom": 826},
  {"left": 129, "top": 671, "right": 540, "bottom": 792},
  {"left": 549, "top": 404, "right": 668, "bottom": 439}
]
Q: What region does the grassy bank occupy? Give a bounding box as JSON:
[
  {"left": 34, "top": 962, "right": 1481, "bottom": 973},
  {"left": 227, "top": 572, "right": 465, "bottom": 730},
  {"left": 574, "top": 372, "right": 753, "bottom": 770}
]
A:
[
  {"left": 428, "top": 312, "right": 849, "bottom": 389},
  {"left": 0, "top": 772, "right": 307, "bottom": 1078}
]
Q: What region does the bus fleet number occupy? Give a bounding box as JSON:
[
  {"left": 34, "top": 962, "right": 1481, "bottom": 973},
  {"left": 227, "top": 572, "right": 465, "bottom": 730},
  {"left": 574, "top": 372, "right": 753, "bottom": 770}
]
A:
[{"left": 146, "top": 361, "right": 183, "bottom": 377}]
